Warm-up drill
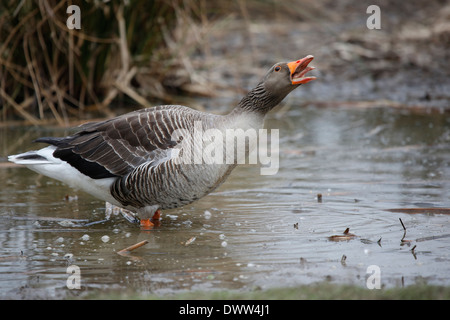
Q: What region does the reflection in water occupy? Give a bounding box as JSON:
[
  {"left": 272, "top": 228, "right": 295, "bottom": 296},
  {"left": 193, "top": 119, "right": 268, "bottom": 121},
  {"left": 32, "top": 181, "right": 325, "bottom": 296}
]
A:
[{"left": 0, "top": 106, "right": 449, "bottom": 298}]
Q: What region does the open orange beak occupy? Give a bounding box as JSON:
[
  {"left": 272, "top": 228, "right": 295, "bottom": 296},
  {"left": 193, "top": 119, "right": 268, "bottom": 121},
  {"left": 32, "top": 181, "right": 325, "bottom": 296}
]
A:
[{"left": 287, "top": 55, "right": 316, "bottom": 85}]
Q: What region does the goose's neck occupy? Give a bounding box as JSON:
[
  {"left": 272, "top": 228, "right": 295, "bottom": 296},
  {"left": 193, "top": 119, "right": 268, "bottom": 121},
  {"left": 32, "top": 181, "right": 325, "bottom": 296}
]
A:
[{"left": 228, "top": 82, "right": 286, "bottom": 117}]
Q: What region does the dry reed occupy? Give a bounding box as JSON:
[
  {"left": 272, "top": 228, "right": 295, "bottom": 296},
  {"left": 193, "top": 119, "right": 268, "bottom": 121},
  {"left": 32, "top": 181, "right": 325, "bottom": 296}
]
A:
[
  {"left": 0, "top": 0, "right": 205, "bottom": 125},
  {"left": 0, "top": 0, "right": 324, "bottom": 125}
]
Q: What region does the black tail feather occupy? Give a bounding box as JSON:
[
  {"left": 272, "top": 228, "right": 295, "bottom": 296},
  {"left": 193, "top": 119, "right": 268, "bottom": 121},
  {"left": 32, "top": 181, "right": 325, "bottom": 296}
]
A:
[{"left": 34, "top": 137, "right": 64, "bottom": 146}]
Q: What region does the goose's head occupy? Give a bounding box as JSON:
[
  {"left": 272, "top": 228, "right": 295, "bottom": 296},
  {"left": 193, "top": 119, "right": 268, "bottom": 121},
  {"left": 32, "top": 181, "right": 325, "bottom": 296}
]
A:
[{"left": 262, "top": 55, "right": 316, "bottom": 96}]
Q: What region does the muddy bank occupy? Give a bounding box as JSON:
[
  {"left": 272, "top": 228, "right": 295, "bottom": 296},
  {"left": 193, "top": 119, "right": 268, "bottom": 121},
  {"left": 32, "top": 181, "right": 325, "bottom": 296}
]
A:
[{"left": 182, "top": 0, "right": 450, "bottom": 112}]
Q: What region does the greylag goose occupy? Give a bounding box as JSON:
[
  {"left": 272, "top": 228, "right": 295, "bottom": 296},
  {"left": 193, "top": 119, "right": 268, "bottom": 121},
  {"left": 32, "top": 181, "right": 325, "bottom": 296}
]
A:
[{"left": 8, "top": 55, "right": 316, "bottom": 228}]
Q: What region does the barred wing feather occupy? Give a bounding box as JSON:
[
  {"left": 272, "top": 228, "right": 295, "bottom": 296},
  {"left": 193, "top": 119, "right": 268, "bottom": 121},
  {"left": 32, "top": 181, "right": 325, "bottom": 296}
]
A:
[{"left": 35, "top": 106, "right": 193, "bottom": 179}]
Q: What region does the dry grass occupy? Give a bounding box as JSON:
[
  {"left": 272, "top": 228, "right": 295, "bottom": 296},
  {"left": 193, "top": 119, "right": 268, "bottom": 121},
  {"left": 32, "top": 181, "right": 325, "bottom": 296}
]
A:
[
  {"left": 0, "top": 0, "right": 328, "bottom": 126},
  {"left": 3, "top": 0, "right": 447, "bottom": 125},
  {"left": 0, "top": 0, "right": 210, "bottom": 125}
]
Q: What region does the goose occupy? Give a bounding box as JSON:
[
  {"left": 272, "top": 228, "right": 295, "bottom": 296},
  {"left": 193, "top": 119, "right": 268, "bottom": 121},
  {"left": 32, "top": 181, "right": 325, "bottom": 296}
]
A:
[{"left": 8, "top": 55, "right": 316, "bottom": 228}]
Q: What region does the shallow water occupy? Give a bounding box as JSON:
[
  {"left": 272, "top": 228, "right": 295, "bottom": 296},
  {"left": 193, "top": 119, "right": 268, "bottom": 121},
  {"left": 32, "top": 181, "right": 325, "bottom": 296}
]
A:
[{"left": 1, "top": 104, "right": 450, "bottom": 299}]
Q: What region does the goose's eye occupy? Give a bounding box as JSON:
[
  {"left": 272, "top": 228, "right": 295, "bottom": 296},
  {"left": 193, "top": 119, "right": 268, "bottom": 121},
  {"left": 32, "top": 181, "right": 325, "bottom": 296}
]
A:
[{"left": 274, "top": 66, "right": 281, "bottom": 72}]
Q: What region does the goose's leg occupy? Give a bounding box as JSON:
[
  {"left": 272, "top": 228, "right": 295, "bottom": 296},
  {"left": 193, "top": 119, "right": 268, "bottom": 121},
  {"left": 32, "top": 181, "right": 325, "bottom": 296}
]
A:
[
  {"left": 139, "top": 209, "right": 161, "bottom": 228},
  {"left": 152, "top": 209, "right": 161, "bottom": 221},
  {"left": 137, "top": 205, "right": 161, "bottom": 229},
  {"left": 105, "top": 203, "right": 160, "bottom": 228},
  {"left": 106, "top": 202, "right": 139, "bottom": 224}
]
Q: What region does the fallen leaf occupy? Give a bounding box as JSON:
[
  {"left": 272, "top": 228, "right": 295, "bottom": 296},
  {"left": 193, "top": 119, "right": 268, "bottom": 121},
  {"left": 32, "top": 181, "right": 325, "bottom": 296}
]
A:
[
  {"left": 184, "top": 236, "right": 196, "bottom": 246},
  {"left": 328, "top": 228, "right": 357, "bottom": 242}
]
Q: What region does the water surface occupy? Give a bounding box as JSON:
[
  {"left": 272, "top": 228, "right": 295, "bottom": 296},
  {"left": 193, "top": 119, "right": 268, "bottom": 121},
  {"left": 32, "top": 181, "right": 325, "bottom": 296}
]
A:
[{"left": 1, "top": 104, "right": 449, "bottom": 298}]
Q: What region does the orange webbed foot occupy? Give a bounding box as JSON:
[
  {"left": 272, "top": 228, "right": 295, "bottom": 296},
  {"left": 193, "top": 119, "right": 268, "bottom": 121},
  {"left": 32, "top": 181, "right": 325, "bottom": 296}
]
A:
[
  {"left": 139, "top": 218, "right": 154, "bottom": 230},
  {"left": 139, "top": 210, "right": 162, "bottom": 229}
]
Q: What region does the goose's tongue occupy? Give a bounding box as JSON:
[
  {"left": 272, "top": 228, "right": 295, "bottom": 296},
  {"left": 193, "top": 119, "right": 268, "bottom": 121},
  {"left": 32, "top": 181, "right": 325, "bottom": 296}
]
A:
[{"left": 287, "top": 55, "right": 316, "bottom": 85}]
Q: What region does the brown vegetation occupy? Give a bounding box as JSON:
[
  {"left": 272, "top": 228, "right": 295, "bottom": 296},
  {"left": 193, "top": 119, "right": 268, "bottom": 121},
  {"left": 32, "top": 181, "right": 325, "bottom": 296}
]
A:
[{"left": 1, "top": 0, "right": 449, "bottom": 126}]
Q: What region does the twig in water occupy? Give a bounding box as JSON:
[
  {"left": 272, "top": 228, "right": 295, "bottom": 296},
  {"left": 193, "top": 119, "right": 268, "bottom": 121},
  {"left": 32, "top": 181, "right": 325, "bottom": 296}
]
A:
[
  {"left": 399, "top": 218, "right": 411, "bottom": 243},
  {"left": 117, "top": 240, "right": 149, "bottom": 255},
  {"left": 410, "top": 245, "right": 417, "bottom": 259},
  {"left": 399, "top": 218, "right": 413, "bottom": 246},
  {"left": 82, "top": 219, "right": 109, "bottom": 227},
  {"left": 399, "top": 218, "right": 406, "bottom": 231}
]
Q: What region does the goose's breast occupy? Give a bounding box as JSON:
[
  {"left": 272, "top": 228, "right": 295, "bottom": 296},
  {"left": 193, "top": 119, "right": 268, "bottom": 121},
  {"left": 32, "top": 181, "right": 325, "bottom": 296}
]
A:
[{"left": 153, "top": 162, "right": 236, "bottom": 209}]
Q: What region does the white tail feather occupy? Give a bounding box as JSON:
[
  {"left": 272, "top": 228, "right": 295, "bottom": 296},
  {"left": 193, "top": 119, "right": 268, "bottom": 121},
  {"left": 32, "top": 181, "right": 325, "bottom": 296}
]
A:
[{"left": 8, "top": 146, "right": 118, "bottom": 205}]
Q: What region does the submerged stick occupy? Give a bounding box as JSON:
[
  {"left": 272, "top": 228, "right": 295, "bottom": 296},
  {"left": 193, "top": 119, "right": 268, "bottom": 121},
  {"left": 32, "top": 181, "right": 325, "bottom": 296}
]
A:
[
  {"left": 399, "top": 218, "right": 412, "bottom": 243},
  {"left": 117, "top": 240, "right": 149, "bottom": 255},
  {"left": 399, "top": 218, "right": 406, "bottom": 231},
  {"left": 411, "top": 245, "right": 417, "bottom": 259}
]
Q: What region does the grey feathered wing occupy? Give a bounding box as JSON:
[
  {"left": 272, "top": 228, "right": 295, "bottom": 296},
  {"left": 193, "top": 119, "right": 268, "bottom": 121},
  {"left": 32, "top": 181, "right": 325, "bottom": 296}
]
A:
[{"left": 35, "top": 106, "right": 191, "bottom": 180}]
